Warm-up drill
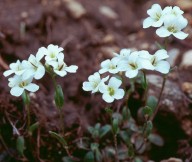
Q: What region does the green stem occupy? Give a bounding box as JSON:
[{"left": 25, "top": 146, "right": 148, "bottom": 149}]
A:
[
  {"left": 59, "top": 109, "right": 65, "bottom": 135},
  {"left": 150, "top": 75, "right": 167, "bottom": 121},
  {"left": 26, "top": 104, "right": 30, "bottom": 130},
  {"left": 142, "top": 70, "right": 148, "bottom": 104}
]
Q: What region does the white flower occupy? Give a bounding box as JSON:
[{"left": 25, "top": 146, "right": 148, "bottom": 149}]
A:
[
  {"left": 99, "top": 77, "right": 124, "bottom": 103},
  {"left": 118, "top": 51, "right": 154, "bottom": 78},
  {"left": 163, "top": 6, "right": 184, "bottom": 17},
  {"left": 99, "top": 58, "right": 120, "bottom": 74},
  {"left": 113, "top": 48, "right": 131, "bottom": 62},
  {"left": 22, "top": 54, "right": 45, "bottom": 80},
  {"left": 140, "top": 49, "right": 170, "bottom": 74},
  {"left": 156, "top": 15, "right": 188, "bottom": 39},
  {"left": 48, "top": 53, "right": 78, "bottom": 77},
  {"left": 3, "top": 60, "right": 25, "bottom": 77},
  {"left": 143, "top": 4, "right": 165, "bottom": 28},
  {"left": 37, "top": 44, "right": 64, "bottom": 63},
  {"left": 82, "top": 72, "right": 109, "bottom": 93},
  {"left": 8, "top": 75, "right": 39, "bottom": 97}
]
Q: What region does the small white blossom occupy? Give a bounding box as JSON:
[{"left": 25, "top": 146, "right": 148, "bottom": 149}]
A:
[
  {"left": 3, "top": 60, "right": 25, "bottom": 77},
  {"left": 82, "top": 72, "right": 109, "bottom": 93},
  {"left": 99, "top": 77, "right": 124, "bottom": 103},
  {"left": 143, "top": 4, "right": 165, "bottom": 28},
  {"left": 22, "top": 54, "right": 45, "bottom": 80},
  {"left": 156, "top": 15, "right": 188, "bottom": 39},
  {"left": 140, "top": 49, "right": 170, "bottom": 74},
  {"left": 37, "top": 44, "right": 64, "bottom": 63},
  {"left": 8, "top": 75, "right": 39, "bottom": 97},
  {"left": 113, "top": 48, "right": 131, "bottom": 62},
  {"left": 118, "top": 51, "right": 154, "bottom": 78},
  {"left": 99, "top": 58, "right": 119, "bottom": 74},
  {"left": 48, "top": 53, "right": 78, "bottom": 77},
  {"left": 163, "top": 6, "right": 184, "bottom": 17}
]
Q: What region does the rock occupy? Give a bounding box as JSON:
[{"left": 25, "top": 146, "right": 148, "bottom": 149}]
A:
[
  {"left": 182, "top": 82, "right": 192, "bottom": 99},
  {"left": 181, "top": 50, "right": 192, "bottom": 68},
  {"left": 99, "top": 6, "right": 118, "bottom": 19},
  {"left": 63, "top": 0, "right": 86, "bottom": 19},
  {"left": 100, "top": 46, "right": 119, "bottom": 58},
  {"left": 161, "top": 157, "right": 183, "bottom": 162},
  {"left": 167, "top": 48, "right": 180, "bottom": 66},
  {"left": 181, "top": 118, "right": 192, "bottom": 137},
  {"left": 102, "top": 34, "right": 115, "bottom": 44},
  {"left": 175, "top": 0, "right": 192, "bottom": 11}
]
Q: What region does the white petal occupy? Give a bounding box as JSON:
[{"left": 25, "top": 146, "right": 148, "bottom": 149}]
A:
[
  {"left": 125, "top": 69, "right": 138, "bottom": 78},
  {"left": 3, "top": 70, "right": 13, "bottom": 77},
  {"left": 22, "top": 70, "right": 34, "bottom": 80},
  {"left": 99, "top": 68, "right": 107, "bottom": 74},
  {"left": 65, "top": 65, "right": 78, "bottom": 73},
  {"left": 34, "top": 66, "right": 45, "bottom": 80},
  {"left": 54, "top": 70, "right": 67, "bottom": 77},
  {"left": 143, "top": 17, "right": 155, "bottom": 28},
  {"left": 25, "top": 83, "right": 39, "bottom": 92},
  {"left": 108, "top": 77, "right": 122, "bottom": 88},
  {"left": 155, "top": 61, "right": 170, "bottom": 74},
  {"left": 173, "top": 31, "right": 188, "bottom": 40},
  {"left": 15, "top": 70, "right": 25, "bottom": 75},
  {"left": 99, "top": 84, "right": 108, "bottom": 93},
  {"left": 152, "top": 19, "right": 164, "bottom": 27},
  {"left": 102, "top": 93, "right": 114, "bottom": 103},
  {"left": 37, "top": 47, "right": 48, "bottom": 56},
  {"left": 100, "top": 59, "right": 111, "bottom": 68},
  {"left": 114, "top": 89, "right": 125, "bottom": 100},
  {"left": 155, "top": 49, "right": 169, "bottom": 61},
  {"left": 82, "top": 82, "right": 94, "bottom": 92},
  {"left": 10, "top": 87, "right": 24, "bottom": 97},
  {"left": 138, "top": 58, "right": 154, "bottom": 70},
  {"left": 156, "top": 27, "right": 171, "bottom": 37}
]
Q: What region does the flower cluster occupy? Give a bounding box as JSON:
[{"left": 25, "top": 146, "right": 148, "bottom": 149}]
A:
[
  {"left": 83, "top": 49, "right": 170, "bottom": 103},
  {"left": 4, "top": 44, "right": 78, "bottom": 97},
  {"left": 143, "top": 4, "right": 188, "bottom": 40}
]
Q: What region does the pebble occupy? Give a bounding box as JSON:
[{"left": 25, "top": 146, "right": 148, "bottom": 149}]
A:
[
  {"left": 181, "top": 50, "right": 192, "bottom": 68},
  {"left": 99, "top": 6, "right": 118, "bottom": 19},
  {"left": 63, "top": 0, "right": 86, "bottom": 19},
  {"left": 161, "top": 157, "right": 183, "bottom": 162},
  {"left": 182, "top": 82, "right": 192, "bottom": 99},
  {"left": 167, "top": 48, "right": 180, "bottom": 66}
]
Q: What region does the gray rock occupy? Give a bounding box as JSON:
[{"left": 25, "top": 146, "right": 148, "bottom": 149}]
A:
[{"left": 181, "top": 50, "right": 192, "bottom": 68}]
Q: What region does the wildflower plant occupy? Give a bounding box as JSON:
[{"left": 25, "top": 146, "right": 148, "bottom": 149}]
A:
[{"left": 82, "top": 3, "right": 188, "bottom": 161}]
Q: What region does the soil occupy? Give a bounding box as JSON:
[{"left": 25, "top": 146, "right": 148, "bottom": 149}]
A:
[{"left": 0, "top": 0, "right": 192, "bottom": 162}]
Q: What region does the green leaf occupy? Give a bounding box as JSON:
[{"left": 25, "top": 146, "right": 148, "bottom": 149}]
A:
[
  {"left": 84, "top": 151, "right": 94, "bottom": 162},
  {"left": 112, "top": 118, "right": 119, "bottom": 134},
  {"left": 16, "top": 136, "right": 25, "bottom": 156},
  {"left": 99, "top": 125, "right": 111, "bottom": 138},
  {"left": 95, "top": 149, "right": 102, "bottom": 162},
  {"left": 148, "top": 134, "right": 164, "bottom": 146},
  {"left": 54, "top": 85, "right": 64, "bottom": 109},
  {"left": 28, "top": 122, "right": 39, "bottom": 135},
  {"left": 122, "top": 107, "right": 131, "bottom": 121},
  {"left": 128, "top": 144, "right": 134, "bottom": 157},
  {"left": 142, "top": 106, "right": 153, "bottom": 118},
  {"left": 62, "top": 156, "right": 75, "bottom": 162},
  {"left": 119, "top": 131, "right": 131, "bottom": 146},
  {"left": 144, "top": 121, "right": 153, "bottom": 137},
  {"left": 49, "top": 131, "right": 67, "bottom": 147},
  {"left": 146, "top": 96, "right": 157, "bottom": 111},
  {"left": 91, "top": 143, "right": 99, "bottom": 151},
  {"left": 22, "top": 90, "right": 30, "bottom": 105}
]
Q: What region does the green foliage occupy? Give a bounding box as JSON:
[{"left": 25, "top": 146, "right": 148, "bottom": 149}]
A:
[
  {"left": 28, "top": 122, "right": 39, "bottom": 136},
  {"left": 16, "top": 136, "right": 25, "bottom": 156},
  {"left": 22, "top": 90, "right": 30, "bottom": 105},
  {"left": 122, "top": 107, "right": 131, "bottom": 121},
  {"left": 144, "top": 121, "right": 153, "bottom": 137},
  {"left": 148, "top": 134, "right": 164, "bottom": 146},
  {"left": 142, "top": 106, "right": 153, "bottom": 118},
  {"left": 146, "top": 96, "right": 158, "bottom": 111},
  {"left": 54, "top": 84, "right": 64, "bottom": 109},
  {"left": 112, "top": 118, "right": 119, "bottom": 134},
  {"left": 88, "top": 123, "right": 111, "bottom": 139},
  {"left": 49, "top": 131, "right": 67, "bottom": 147},
  {"left": 84, "top": 151, "right": 95, "bottom": 162}
]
